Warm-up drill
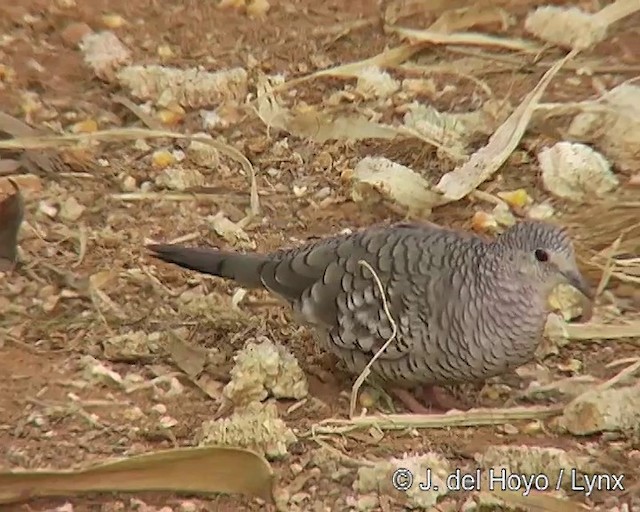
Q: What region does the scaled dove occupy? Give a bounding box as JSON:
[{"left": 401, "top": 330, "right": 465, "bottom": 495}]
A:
[{"left": 147, "top": 220, "right": 592, "bottom": 413}]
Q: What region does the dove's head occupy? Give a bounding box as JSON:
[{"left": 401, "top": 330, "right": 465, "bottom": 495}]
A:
[{"left": 493, "top": 220, "right": 592, "bottom": 302}]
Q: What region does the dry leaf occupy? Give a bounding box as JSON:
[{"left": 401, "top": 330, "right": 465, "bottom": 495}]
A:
[
  {"left": 389, "top": 25, "right": 539, "bottom": 52},
  {"left": 256, "top": 80, "right": 402, "bottom": 143},
  {"left": 167, "top": 332, "right": 207, "bottom": 378},
  {"left": 429, "top": 5, "right": 512, "bottom": 33},
  {"left": 436, "top": 51, "right": 575, "bottom": 201},
  {"left": 0, "top": 446, "right": 274, "bottom": 504},
  {"left": 167, "top": 330, "right": 224, "bottom": 400}
]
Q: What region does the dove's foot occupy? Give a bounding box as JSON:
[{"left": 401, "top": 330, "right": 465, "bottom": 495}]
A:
[
  {"left": 419, "top": 384, "right": 469, "bottom": 411},
  {"left": 389, "top": 387, "right": 447, "bottom": 414},
  {"left": 390, "top": 385, "right": 468, "bottom": 414}
]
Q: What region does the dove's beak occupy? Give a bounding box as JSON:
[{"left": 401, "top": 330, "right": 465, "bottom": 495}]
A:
[
  {"left": 559, "top": 268, "right": 594, "bottom": 323},
  {"left": 562, "top": 270, "right": 593, "bottom": 300}
]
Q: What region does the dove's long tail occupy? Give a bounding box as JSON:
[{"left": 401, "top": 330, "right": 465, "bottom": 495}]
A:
[{"left": 147, "top": 244, "right": 269, "bottom": 289}]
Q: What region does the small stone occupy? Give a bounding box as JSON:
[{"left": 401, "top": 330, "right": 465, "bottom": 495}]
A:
[
  {"left": 140, "top": 181, "right": 153, "bottom": 193},
  {"left": 151, "top": 403, "right": 167, "bottom": 415},
  {"left": 61, "top": 22, "right": 93, "bottom": 48},
  {"left": 59, "top": 196, "right": 85, "bottom": 221},
  {"left": 356, "top": 494, "right": 379, "bottom": 511},
  {"left": 188, "top": 135, "right": 219, "bottom": 168},
  {"left": 178, "top": 501, "right": 198, "bottom": 512},
  {"left": 159, "top": 415, "right": 178, "bottom": 428},
  {"left": 155, "top": 167, "right": 205, "bottom": 191},
  {"left": 101, "top": 14, "right": 126, "bottom": 29},
  {"left": 38, "top": 201, "right": 58, "bottom": 218},
  {"left": 122, "top": 175, "right": 137, "bottom": 192},
  {"left": 500, "top": 423, "right": 519, "bottom": 435}
]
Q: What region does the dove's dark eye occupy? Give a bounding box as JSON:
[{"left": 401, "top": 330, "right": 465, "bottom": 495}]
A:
[{"left": 534, "top": 249, "right": 549, "bottom": 262}]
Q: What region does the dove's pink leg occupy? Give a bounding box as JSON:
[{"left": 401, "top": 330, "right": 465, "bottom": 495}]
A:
[
  {"left": 391, "top": 385, "right": 468, "bottom": 414},
  {"left": 390, "top": 387, "right": 447, "bottom": 414},
  {"left": 420, "top": 385, "right": 469, "bottom": 411}
]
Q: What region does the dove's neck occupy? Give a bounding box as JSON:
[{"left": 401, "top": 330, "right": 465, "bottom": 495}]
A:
[
  {"left": 481, "top": 242, "right": 547, "bottom": 303},
  {"left": 476, "top": 243, "right": 548, "bottom": 362}
]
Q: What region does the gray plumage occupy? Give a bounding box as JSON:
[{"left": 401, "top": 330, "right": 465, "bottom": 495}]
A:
[{"left": 147, "top": 220, "right": 591, "bottom": 389}]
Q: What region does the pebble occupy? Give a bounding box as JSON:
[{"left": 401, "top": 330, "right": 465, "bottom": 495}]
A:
[{"left": 60, "top": 22, "right": 93, "bottom": 47}]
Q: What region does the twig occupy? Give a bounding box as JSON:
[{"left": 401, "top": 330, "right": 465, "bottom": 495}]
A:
[
  {"left": 111, "top": 192, "right": 228, "bottom": 202},
  {"left": 310, "top": 436, "right": 376, "bottom": 467},
  {"left": 74, "top": 225, "right": 88, "bottom": 268},
  {"left": 167, "top": 232, "right": 200, "bottom": 245},
  {"left": 470, "top": 189, "right": 509, "bottom": 208},
  {"left": 0, "top": 128, "right": 260, "bottom": 217},
  {"left": 596, "top": 359, "right": 640, "bottom": 392},
  {"left": 595, "top": 235, "right": 621, "bottom": 297},
  {"left": 517, "top": 375, "right": 598, "bottom": 399},
  {"left": 349, "top": 260, "right": 397, "bottom": 419},
  {"left": 112, "top": 94, "right": 164, "bottom": 130},
  {"left": 312, "top": 404, "right": 563, "bottom": 434},
  {"left": 138, "top": 265, "right": 180, "bottom": 297},
  {"left": 606, "top": 356, "right": 640, "bottom": 368},
  {"left": 545, "top": 320, "right": 640, "bottom": 341}
]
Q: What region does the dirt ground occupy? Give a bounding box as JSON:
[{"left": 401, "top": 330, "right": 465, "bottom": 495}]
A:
[{"left": 1, "top": 0, "right": 640, "bottom": 511}]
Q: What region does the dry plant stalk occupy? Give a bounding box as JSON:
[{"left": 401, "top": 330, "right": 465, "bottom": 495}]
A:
[
  {"left": 436, "top": 49, "right": 579, "bottom": 201},
  {"left": 0, "top": 128, "right": 259, "bottom": 217},
  {"left": 596, "top": 359, "right": 640, "bottom": 392},
  {"left": 594, "top": 235, "right": 621, "bottom": 297},
  {"left": 349, "top": 260, "right": 398, "bottom": 418},
  {"left": 388, "top": 25, "right": 540, "bottom": 53},
  {"left": 312, "top": 404, "right": 564, "bottom": 435},
  {"left": 274, "top": 43, "right": 426, "bottom": 91}
]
